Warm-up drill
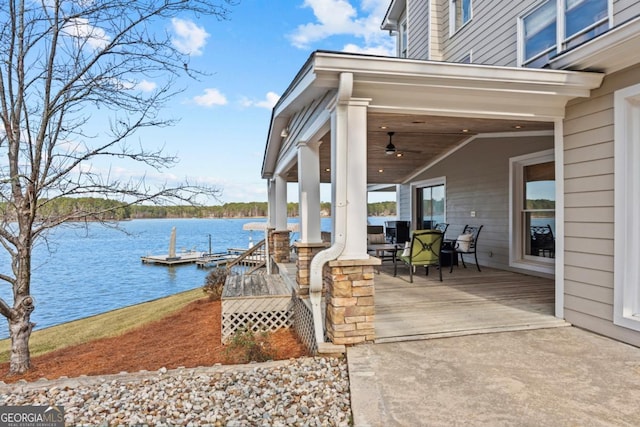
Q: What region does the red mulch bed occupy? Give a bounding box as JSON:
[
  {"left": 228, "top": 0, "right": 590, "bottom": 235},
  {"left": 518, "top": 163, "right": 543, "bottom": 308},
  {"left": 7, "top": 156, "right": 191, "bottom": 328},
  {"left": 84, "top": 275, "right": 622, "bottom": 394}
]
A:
[{"left": 0, "top": 298, "right": 308, "bottom": 383}]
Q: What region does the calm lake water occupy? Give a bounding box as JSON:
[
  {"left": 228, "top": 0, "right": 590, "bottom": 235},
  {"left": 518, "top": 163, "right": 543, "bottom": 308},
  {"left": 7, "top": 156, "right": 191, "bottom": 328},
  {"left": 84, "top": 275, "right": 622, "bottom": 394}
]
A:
[{"left": 0, "top": 217, "right": 390, "bottom": 339}]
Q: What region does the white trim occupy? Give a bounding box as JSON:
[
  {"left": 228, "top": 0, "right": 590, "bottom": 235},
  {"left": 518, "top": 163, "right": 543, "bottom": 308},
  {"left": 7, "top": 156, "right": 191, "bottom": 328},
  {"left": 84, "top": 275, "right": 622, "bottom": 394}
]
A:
[
  {"left": 554, "top": 119, "right": 564, "bottom": 319},
  {"left": 509, "top": 149, "right": 556, "bottom": 275},
  {"left": 614, "top": 83, "right": 640, "bottom": 332}
]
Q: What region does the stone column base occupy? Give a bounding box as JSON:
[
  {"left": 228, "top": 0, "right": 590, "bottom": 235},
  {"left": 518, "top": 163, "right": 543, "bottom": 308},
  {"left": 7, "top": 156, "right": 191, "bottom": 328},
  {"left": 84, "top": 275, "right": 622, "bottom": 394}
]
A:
[
  {"left": 294, "top": 242, "right": 330, "bottom": 296},
  {"left": 324, "top": 257, "right": 381, "bottom": 345},
  {"left": 272, "top": 230, "right": 291, "bottom": 263}
]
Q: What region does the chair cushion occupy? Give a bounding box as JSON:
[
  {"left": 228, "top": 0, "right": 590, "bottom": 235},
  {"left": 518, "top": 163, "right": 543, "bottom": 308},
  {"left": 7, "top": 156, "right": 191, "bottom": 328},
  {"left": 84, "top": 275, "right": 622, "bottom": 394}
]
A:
[
  {"left": 401, "top": 241, "right": 411, "bottom": 257},
  {"left": 456, "top": 233, "right": 474, "bottom": 252},
  {"left": 368, "top": 233, "right": 386, "bottom": 244}
]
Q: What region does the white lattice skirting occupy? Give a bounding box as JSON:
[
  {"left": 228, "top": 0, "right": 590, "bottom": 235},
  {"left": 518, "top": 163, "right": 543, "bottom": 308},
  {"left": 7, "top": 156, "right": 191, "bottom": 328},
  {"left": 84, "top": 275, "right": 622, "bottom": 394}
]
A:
[
  {"left": 222, "top": 295, "right": 294, "bottom": 342},
  {"left": 293, "top": 296, "right": 318, "bottom": 355}
]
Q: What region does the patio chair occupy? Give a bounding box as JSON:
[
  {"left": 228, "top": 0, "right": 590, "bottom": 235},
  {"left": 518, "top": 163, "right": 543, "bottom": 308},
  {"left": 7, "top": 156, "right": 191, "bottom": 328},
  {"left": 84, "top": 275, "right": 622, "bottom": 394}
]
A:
[
  {"left": 434, "top": 223, "right": 449, "bottom": 234},
  {"left": 453, "top": 225, "right": 483, "bottom": 272},
  {"left": 393, "top": 230, "right": 443, "bottom": 282},
  {"left": 530, "top": 224, "right": 555, "bottom": 258}
]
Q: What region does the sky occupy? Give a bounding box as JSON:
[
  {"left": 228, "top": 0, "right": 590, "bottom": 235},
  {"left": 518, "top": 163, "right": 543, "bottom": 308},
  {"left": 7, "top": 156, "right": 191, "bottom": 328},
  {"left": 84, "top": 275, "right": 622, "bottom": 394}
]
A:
[{"left": 126, "top": 0, "right": 397, "bottom": 204}]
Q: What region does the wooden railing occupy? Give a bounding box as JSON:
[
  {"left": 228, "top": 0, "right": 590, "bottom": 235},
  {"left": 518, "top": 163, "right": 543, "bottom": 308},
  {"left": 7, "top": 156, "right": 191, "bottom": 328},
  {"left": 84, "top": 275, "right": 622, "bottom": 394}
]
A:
[{"left": 225, "top": 238, "right": 266, "bottom": 275}]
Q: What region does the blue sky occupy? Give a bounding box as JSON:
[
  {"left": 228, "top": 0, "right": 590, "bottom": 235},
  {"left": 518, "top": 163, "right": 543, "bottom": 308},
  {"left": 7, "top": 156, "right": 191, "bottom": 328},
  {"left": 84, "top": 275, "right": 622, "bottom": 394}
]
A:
[{"left": 132, "top": 0, "right": 396, "bottom": 204}]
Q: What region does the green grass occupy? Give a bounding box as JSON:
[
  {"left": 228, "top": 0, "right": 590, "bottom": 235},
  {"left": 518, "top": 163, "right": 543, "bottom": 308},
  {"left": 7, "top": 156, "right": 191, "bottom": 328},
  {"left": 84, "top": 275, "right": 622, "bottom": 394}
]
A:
[{"left": 0, "top": 288, "right": 205, "bottom": 363}]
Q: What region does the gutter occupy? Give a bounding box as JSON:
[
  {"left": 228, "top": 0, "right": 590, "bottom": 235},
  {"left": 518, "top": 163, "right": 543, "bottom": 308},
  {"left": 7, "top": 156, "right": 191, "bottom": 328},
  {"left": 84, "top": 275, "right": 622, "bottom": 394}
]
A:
[{"left": 308, "top": 72, "right": 352, "bottom": 353}]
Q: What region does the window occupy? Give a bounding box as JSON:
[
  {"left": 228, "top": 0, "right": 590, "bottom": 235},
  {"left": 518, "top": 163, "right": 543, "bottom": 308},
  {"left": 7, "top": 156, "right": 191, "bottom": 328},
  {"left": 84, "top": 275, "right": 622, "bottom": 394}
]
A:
[
  {"left": 510, "top": 150, "right": 555, "bottom": 273},
  {"left": 564, "top": 0, "right": 608, "bottom": 49},
  {"left": 416, "top": 180, "right": 445, "bottom": 230},
  {"left": 399, "top": 17, "right": 408, "bottom": 58},
  {"left": 520, "top": 0, "right": 609, "bottom": 67},
  {"left": 614, "top": 83, "right": 640, "bottom": 332},
  {"left": 522, "top": 1, "right": 557, "bottom": 68},
  {"left": 458, "top": 51, "right": 473, "bottom": 64},
  {"left": 450, "top": 0, "right": 472, "bottom": 34}
]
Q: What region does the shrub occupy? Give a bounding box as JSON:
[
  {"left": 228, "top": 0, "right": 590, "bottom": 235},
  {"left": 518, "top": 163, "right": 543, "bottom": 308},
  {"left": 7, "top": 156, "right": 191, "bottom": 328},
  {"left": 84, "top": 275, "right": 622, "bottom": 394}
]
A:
[
  {"left": 202, "top": 267, "right": 228, "bottom": 301},
  {"left": 224, "top": 326, "right": 276, "bottom": 364}
]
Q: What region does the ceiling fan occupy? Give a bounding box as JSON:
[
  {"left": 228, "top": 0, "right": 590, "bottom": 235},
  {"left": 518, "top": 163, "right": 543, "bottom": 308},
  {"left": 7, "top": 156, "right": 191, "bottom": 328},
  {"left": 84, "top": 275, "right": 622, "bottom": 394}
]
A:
[{"left": 378, "top": 131, "right": 421, "bottom": 157}]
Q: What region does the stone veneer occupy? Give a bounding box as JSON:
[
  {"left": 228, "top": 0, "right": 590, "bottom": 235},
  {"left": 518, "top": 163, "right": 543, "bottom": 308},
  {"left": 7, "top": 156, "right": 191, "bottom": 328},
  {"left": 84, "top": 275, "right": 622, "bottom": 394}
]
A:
[
  {"left": 294, "top": 242, "right": 329, "bottom": 296},
  {"left": 271, "top": 230, "right": 291, "bottom": 263},
  {"left": 324, "top": 257, "right": 380, "bottom": 345}
]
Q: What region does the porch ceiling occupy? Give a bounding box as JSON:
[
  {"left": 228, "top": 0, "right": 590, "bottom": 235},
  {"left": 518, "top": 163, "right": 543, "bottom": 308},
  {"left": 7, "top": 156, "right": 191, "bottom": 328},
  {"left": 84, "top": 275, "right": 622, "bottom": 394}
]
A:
[
  {"left": 263, "top": 51, "right": 603, "bottom": 184},
  {"left": 281, "top": 112, "right": 554, "bottom": 184}
]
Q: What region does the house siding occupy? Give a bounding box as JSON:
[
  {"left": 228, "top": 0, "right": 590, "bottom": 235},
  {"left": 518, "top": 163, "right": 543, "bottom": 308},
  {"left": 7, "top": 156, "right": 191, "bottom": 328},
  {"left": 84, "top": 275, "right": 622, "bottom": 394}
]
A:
[
  {"left": 438, "top": 0, "right": 540, "bottom": 66},
  {"left": 614, "top": 0, "right": 640, "bottom": 23},
  {"left": 563, "top": 62, "right": 640, "bottom": 347},
  {"left": 408, "top": 0, "right": 430, "bottom": 59},
  {"left": 408, "top": 135, "right": 553, "bottom": 272}
]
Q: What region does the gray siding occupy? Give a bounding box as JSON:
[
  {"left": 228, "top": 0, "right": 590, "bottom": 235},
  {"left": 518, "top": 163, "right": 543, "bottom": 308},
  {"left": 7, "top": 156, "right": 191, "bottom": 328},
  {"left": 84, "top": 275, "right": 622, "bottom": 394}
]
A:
[
  {"left": 408, "top": 0, "right": 430, "bottom": 59},
  {"left": 563, "top": 63, "right": 640, "bottom": 347},
  {"left": 614, "top": 0, "right": 640, "bottom": 23},
  {"left": 408, "top": 135, "right": 553, "bottom": 271},
  {"left": 438, "top": 0, "right": 540, "bottom": 66}
]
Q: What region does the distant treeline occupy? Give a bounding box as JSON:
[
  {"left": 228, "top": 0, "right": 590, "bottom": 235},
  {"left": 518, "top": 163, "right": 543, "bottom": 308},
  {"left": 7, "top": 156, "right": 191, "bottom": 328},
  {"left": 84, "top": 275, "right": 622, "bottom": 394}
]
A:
[{"left": 25, "top": 197, "right": 397, "bottom": 220}]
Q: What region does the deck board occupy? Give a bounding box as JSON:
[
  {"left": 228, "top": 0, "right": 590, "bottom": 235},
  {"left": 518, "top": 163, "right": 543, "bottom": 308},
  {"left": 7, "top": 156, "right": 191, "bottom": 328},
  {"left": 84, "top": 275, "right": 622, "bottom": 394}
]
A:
[{"left": 374, "top": 264, "right": 568, "bottom": 343}]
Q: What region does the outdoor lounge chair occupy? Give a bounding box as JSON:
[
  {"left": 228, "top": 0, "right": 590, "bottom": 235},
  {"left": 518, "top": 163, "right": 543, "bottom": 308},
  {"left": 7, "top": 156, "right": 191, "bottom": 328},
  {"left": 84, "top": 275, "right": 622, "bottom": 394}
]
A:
[{"left": 394, "top": 230, "right": 443, "bottom": 282}]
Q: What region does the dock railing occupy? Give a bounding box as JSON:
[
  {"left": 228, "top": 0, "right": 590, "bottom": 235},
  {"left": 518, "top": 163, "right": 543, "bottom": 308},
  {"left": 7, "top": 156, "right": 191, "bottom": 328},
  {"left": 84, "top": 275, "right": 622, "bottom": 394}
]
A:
[{"left": 225, "top": 238, "right": 266, "bottom": 275}]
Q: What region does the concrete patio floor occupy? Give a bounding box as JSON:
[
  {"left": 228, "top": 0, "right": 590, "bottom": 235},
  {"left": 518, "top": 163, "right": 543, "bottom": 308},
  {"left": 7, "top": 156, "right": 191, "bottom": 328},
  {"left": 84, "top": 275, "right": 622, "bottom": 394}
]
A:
[{"left": 348, "top": 326, "right": 640, "bottom": 426}]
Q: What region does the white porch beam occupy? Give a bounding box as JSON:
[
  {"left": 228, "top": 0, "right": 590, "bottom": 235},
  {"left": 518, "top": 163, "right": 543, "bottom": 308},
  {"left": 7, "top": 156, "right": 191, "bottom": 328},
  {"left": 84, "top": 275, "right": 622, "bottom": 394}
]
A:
[{"left": 298, "top": 141, "right": 322, "bottom": 243}]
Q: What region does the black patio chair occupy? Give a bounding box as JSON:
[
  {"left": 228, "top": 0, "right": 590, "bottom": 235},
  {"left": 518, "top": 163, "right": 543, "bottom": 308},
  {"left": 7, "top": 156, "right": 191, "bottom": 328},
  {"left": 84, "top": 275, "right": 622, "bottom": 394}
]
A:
[
  {"left": 453, "top": 225, "right": 483, "bottom": 272},
  {"left": 530, "top": 224, "right": 555, "bottom": 258}
]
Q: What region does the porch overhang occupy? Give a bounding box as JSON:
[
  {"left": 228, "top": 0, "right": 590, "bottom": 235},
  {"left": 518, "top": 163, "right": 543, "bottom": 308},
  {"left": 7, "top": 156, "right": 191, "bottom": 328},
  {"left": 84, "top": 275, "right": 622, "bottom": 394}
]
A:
[{"left": 261, "top": 51, "right": 604, "bottom": 181}]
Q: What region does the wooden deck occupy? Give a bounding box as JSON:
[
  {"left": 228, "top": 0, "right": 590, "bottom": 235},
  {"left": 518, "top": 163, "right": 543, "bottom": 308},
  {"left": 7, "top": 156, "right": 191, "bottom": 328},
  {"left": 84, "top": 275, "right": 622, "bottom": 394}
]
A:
[{"left": 374, "top": 263, "right": 568, "bottom": 343}]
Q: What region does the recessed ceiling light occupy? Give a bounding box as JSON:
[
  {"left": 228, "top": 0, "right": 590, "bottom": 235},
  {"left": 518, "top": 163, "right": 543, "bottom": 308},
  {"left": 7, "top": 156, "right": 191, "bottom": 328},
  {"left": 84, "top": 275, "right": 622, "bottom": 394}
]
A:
[
  {"left": 325, "top": 168, "right": 331, "bottom": 172},
  {"left": 462, "top": 129, "right": 470, "bottom": 133},
  {"left": 396, "top": 152, "right": 403, "bottom": 157},
  {"left": 380, "top": 126, "right": 388, "bottom": 129},
  {"left": 514, "top": 125, "right": 523, "bottom": 129},
  {"left": 378, "top": 169, "right": 384, "bottom": 173}
]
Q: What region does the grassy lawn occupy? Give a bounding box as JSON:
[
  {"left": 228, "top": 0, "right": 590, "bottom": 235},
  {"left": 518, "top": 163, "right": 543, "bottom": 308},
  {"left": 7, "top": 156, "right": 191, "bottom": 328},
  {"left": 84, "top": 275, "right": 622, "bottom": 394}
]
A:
[{"left": 0, "top": 288, "right": 205, "bottom": 363}]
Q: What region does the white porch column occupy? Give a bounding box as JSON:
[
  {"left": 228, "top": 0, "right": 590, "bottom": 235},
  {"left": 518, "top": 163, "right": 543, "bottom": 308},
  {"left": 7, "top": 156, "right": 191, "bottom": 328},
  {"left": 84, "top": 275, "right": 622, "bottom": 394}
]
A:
[
  {"left": 274, "top": 174, "right": 288, "bottom": 231},
  {"left": 331, "top": 96, "right": 370, "bottom": 260},
  {"left": 297, "top": 141, "right": 322, "bottom": 243},
  {"left": 267, "top": 179, "right": 276, "bottom": 228}
]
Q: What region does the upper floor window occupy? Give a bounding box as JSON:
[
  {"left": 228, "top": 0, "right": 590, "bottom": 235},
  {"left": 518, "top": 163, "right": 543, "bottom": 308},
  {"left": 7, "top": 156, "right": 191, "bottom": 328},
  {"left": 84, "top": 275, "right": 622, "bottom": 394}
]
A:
[
  {"left": 564, "top": 0, "right": 609, "bottom": 49},
  {"left": 520, "top": 0, "right": 609, "bottom": 67},
  {"left": 400, "top": 17, "right": 408, "bottom": 58},
  {"left": 450, "top": 0, "right": 472, "bottom": 35}
]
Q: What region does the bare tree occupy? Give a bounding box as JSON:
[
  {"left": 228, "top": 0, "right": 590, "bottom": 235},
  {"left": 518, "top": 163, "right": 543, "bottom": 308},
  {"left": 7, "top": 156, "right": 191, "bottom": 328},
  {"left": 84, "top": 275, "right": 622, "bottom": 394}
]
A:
[{"left": 0, "top": 0, "right": 234, "bottom": 374}]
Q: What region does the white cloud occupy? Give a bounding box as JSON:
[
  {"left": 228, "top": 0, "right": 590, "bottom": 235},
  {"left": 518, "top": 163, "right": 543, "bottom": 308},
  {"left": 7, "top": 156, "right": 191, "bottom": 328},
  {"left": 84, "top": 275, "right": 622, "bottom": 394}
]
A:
[
  {"left": 342, "top": 43, "right": 392, "bottom": 56},
  {"left": 192, "top": 88, "right": 228, "bottom": 107},
  {"left": 240, "top": 92, "right": 281, "bottom": 109},
  {"left": 288, "top": 0, "right": 395, "bottom": 55},
  {"left": 171, "top": 18, "right": 209, "bottom": 56},
  {"left": 62, "top": 17, "right": 111, "bottom": 50},
  {"left": 135, "top": 80, "right": 157, "bottom": 92}
]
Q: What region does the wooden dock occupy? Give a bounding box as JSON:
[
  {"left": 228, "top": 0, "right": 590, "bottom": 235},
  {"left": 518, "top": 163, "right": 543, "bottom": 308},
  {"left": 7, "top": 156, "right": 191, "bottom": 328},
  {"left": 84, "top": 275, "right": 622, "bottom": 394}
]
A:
[{"left": 140, "top": 251, "right": 207, "bottom": 266}]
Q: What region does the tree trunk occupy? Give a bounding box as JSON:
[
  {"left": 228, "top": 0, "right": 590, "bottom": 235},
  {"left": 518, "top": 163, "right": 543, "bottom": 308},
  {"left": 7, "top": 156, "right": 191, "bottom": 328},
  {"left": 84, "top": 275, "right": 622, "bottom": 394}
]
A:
[{"left": 8, "top": 297, "right": 35, "bottom": 374}]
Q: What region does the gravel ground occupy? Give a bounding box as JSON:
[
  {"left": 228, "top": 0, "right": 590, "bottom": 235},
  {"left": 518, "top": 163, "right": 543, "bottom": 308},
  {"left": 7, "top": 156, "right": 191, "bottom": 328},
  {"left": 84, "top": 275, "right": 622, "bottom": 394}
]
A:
[{"left": 0, "top": 357, "right": 351, "bottom": 426}]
